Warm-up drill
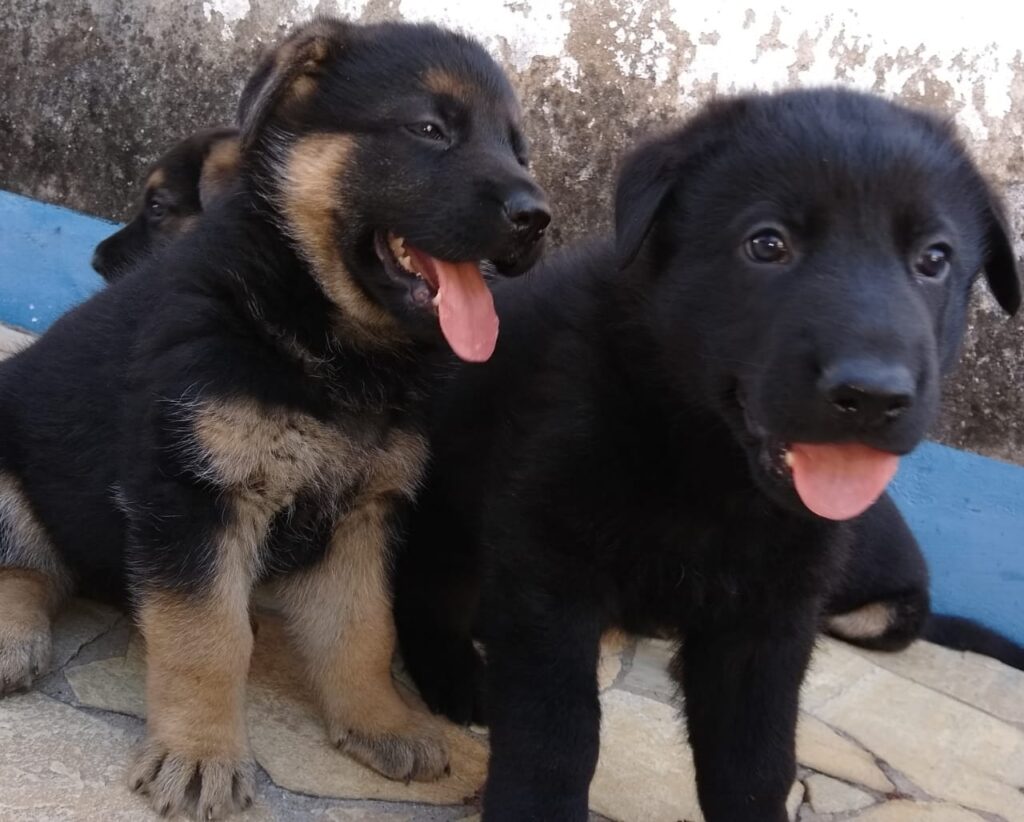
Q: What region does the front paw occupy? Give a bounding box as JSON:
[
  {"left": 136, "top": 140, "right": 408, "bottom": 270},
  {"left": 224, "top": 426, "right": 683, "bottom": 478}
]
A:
[
  {"left": 332, "top": 713, "right": 451, "bottom": 783},
  {"left": 0, "top": 620, "right": 51, "bottom": 695},
  {"left": 128, "top": 736, "right": 256, "bottom": 819}
]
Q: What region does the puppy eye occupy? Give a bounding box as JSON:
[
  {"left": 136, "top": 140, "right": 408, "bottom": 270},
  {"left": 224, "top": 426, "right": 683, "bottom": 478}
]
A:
[
  {"left": 147, "top": 200, "right": 167, "bottom": 220},
  {"left": 745, "top": 228, "right": 791, "bottom": 264},
  {"left": 914, "top": 243, "right": 951, "bottom": 279},
  {"left": 407, "top": 122, "right": 447, "bottom": 143}
]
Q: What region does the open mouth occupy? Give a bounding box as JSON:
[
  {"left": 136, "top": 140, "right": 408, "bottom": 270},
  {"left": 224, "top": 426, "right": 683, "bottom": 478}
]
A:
[
  {"left": 734, "top": 386, "right": 900, "bottom": 521},
  {"left": 373, "top": 230, "right": 499, "bottom": 363}
]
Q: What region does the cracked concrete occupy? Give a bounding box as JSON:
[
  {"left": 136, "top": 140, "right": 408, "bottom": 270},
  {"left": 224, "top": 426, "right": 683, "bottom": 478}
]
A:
[{"left": 1, "top": 1, "right": 1022, "bottom": 463}]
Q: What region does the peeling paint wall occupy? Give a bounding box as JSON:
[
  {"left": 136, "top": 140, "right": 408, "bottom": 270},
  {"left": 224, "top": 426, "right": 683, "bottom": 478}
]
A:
[{"left": 1, "top": 0, "right": 1022, "bottom": 462}]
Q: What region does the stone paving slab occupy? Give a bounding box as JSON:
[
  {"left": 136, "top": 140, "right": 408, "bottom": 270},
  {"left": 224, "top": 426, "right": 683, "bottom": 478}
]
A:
[{"left": 1, "top": 604, "right": 1010, "bottom": 821}]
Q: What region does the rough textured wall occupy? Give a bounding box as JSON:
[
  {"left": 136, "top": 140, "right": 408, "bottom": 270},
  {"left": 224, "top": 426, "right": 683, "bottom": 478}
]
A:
[{"left": 1, "top": 0, "right": 1022, "bottom": 462}]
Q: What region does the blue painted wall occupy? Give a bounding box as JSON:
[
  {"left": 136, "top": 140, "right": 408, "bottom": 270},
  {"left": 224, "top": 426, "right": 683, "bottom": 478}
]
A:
[
  {"left": 1, "top": 188, "right": 1022, "bottom": 646},
  {"left": 0, "top": 190, "right": 111, "bottom": 331},
  {"left": 890, "top": 443, "right": 1023, "bottom": 646}
]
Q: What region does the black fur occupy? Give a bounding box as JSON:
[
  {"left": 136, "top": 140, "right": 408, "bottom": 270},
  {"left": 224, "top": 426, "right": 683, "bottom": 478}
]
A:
[
  {"left": 91, "top": 127, "right": 240, "bottom": 281},
  {"left": 924, "top": 614, "right": 1024, "bottom": 669},
  {"left": 394, "top": 88, "right": 1020, "bottom": 821}
]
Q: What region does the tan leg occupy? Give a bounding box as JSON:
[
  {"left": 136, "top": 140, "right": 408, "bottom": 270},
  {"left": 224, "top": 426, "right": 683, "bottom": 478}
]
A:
[
  {"left": 0, "top": 569, "right": 62, "bottom": 694},
  {"left": 275, "top": 499, "right": 450, "bottom": 782},
  {"left": 0, "top": 472, "right": 71, "bottom": 695},
  {"left": 827, "top": 601, "right": 894, "bottom": 641},
  {"left": 129, "top": 568, "right": 257, "bottom": 819}
]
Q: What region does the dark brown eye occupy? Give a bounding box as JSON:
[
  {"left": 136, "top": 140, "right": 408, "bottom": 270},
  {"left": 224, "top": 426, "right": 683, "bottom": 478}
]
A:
[
  {"left": 147, "top": 200, "right": 167, "bottom": 220},
  {"left": 745, "top": 228, "right": 790, "bottom": 264},
  {"left": 408, "top": 122, "right": 447, "bottom": 142},
  {"left": 914, "top": 244, "right": 951, "bottom": 279}
]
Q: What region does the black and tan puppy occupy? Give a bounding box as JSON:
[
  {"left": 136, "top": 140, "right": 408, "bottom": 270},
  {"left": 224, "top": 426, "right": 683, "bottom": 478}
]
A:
[
  {"left": 394, "top": 88, "right": 1019, "bottom": 821},
  {"left": 92, "top": 127, "right": 240, "bottom": 281},
  {"left": 0, "top": 17, "right": 547, "bottom": 819}
]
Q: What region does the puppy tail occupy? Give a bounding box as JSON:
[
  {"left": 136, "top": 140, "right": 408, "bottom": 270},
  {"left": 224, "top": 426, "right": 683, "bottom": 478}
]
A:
[{"left": 923, "top": 614, "right": 1024, "bottom": 671}]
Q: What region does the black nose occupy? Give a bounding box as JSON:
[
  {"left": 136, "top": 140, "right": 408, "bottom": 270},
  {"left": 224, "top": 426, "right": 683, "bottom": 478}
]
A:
[
  {"left": 818, "top": 360, "right": 915, "bottom": 428},
  {"left": 91, "top": 247, "right": 107, "bottom": 276},
  {"left": 504, "top": 190, "right": 551, "bottom": 245}
]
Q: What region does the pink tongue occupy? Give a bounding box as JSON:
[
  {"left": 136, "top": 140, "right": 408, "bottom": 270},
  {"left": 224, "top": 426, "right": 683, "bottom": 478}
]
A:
[
  {"left": 410, "top": 251, "right": 498, "bottom": 362},
  {"left": 788, "top": 443, "right": 900, "bottom": 521}
]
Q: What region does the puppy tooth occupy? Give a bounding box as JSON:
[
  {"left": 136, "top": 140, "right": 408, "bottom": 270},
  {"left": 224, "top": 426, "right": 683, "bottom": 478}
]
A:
[{"left": 783, "top": 450, "right": 794, "bottom": 467}]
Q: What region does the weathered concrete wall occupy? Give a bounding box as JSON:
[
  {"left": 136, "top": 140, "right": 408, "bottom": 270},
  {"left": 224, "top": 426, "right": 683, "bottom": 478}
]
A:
[{"left": 1, "top": 0, "right": 1022, "bottom": 462}]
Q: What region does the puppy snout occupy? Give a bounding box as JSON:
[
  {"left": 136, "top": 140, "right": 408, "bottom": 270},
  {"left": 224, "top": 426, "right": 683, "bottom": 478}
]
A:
[
  {"left": 91, "top": 242, "right": 110, "bottom": 276},
  {"left": 503, "top": 189, "right": 550, "bottom": 246},
  {"left": 818, "top": 360, "right": 915, "bottom": 429}
]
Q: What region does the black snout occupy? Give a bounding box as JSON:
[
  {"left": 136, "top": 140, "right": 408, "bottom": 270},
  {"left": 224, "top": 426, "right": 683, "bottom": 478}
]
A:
[
  {"left": 503, "top": 189, "right": 550, "bottom": 246},
  {"left": 90, "top": 246, "right": 107, "bottom": 276},
  {"left": 819, "top": 360, "right": 915, "bottom": 429},
  {"left": 91, "top": 219, "right": 148, "bottom": 283}
]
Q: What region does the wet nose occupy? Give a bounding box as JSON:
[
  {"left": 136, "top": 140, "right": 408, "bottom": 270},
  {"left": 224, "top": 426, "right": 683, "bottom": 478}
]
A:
[
  {"left": 818, "top": 359, "right": 915, "bottom": 429},
  {"left": 503, "top": 190, "right": 551, "bottom": 246}
]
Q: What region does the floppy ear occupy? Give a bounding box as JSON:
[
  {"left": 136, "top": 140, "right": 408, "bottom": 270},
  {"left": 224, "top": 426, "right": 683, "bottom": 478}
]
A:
[
  {"left": 237, "top": 19, "right": 350, "bottom": 151},
  {"left": 614, "top": 134, "right": 679, "bottom": 271},
  {"left": 198, "top": 133, "right": 241, "bottom": 209},
  {"left": 614, "top": 99, "right": 742, "bottom": 271},
  {"left": 981, "top": 199, "right": 1021, "bottom": 315}
]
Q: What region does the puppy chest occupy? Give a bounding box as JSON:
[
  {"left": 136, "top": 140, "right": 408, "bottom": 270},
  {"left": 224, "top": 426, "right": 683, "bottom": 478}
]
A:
[{"left": 190, "top": 399, "right": 428, "bottom": 511}]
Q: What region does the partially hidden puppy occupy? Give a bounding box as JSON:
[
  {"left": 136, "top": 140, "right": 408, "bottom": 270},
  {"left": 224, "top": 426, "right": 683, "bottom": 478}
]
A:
[
  {"left": 394, "top": 88, "right": 1020, "bottom": 821},
  {"left": 828, "top": 495, "right": 1024, "bottom": 669},
  {"left": 0, "top": 17, "right": 547, "bottom": 819},
  {"left": 92, "top": 127, "right": 240, "bottom": 281}
]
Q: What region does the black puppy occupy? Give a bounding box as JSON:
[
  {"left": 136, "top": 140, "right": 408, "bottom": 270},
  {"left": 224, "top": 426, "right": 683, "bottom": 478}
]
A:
[
  {"left": 92, "top": 127, "right": 240, "bottom": 281},
  {"left": 0, "top": 18, "right": 547, "bottom": 819},
  {"left": 395, "top": 88, "right": 1019, "bottom": 821}
]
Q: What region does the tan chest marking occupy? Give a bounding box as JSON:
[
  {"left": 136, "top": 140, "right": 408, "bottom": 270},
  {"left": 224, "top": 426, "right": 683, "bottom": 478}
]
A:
[{"left": 191, "top": 399, "right": 427, "bottom": 516}]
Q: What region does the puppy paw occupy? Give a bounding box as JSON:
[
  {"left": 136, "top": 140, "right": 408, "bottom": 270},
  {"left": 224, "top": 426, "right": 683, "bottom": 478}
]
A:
[
  {"left": 128, "top": 737, "right": 256, "bottom": 819},
  {"left": 332, "top": 715, "right": 450, "bottom": 783},
  {"left": 0, "top": 621, "right": 51, "bottom": 695}
]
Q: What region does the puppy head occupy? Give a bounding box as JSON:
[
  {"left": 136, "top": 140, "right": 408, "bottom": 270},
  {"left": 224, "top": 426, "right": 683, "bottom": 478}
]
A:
[
  {"left": 92, "top": 128, "right": 240, "bottom": 281},
  {"left": 615, "top": 88, "right": 1020, "bottom": 520},
  {"left": 236, "top": 18, "right": 550, "bottom": 361}
]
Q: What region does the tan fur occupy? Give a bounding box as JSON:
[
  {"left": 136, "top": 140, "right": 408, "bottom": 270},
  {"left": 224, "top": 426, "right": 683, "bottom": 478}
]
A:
[
  {"left": 273, "top": 496, "right": 448, "bottom": 782},
  {"left": 423, "top": 67, "right": 475, "bottom": 101},
  {"left": 827, "top": 601, "right": 894, "bottom": 640},
  {"left": 0, "top": 569, "right": 59, "bottom": 693},
  {"left": 190, "top": 398, "right": 425, "bottom": 512},
  {"left": 199, "top": 137, "right": 241, "bottom": 208},
  {"left": 278, "top": 133, "right": 401, "bottom": 346},
  {"left": 145, "top": 168, "right": 167, "bottom": 191},
  {"left": 185, "top": 394, "right": 439, "bottom": 781},
  {"left": 249, "top": 20, "right": 340, "bottom": 130},
  {"left": 131, "top": 390, "right": 431, "bottom": 813},
  {"left": 0, "top": 471, "right": 71, "bottom": 594},
  {"left": 130, "top": 525, "right": 260, "bottom": 817}
]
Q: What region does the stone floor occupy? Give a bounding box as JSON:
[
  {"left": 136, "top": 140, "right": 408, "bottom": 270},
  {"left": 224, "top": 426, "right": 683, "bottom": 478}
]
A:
[
  {"left": 1, "top": 322, "right": 1022, "bottom": 821},
  {"left": 0, "top": 601, "right": 1021, "bottom": 821}
]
